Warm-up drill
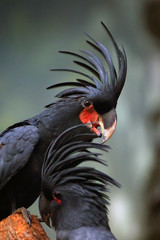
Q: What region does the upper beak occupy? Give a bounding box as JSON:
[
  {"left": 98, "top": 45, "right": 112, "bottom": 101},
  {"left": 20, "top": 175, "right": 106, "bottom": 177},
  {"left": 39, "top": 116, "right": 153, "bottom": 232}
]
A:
[
  {"left": 99, "top": 108, "right": 117, "bottom": 143},
  {"left": 39, "top": 193, "right": 51, "bottom": 228}
]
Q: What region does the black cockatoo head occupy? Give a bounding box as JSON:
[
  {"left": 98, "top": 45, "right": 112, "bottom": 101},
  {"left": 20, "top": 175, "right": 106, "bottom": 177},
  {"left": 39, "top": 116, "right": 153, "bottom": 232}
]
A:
[
  {"left": 47, "top": 22, "right": 127, "bottom": 142},
  {"left": 39, "top": 125, "right": 119, "bottom": 230}
]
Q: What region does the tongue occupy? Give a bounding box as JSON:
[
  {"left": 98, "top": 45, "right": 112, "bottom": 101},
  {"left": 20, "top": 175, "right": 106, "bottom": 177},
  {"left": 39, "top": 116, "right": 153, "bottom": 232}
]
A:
[{"left": 92, "top": 126, "right": 101, "bottom": 136}]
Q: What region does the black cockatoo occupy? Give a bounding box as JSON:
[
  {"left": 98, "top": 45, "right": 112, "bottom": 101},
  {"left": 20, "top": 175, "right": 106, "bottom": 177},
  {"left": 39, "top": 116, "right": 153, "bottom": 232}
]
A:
[
  {"left": 0, "top": 22, "right": 126, "bottom": 220},
  {"left": 39, "top": 125, "right": 119, "bottom": 240}
]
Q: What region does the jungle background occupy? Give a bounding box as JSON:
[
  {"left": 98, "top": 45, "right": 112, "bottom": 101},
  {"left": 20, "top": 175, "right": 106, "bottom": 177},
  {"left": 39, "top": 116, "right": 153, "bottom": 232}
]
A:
[{"left": 0, "top": 0, "right": 160, "bottom": 239}]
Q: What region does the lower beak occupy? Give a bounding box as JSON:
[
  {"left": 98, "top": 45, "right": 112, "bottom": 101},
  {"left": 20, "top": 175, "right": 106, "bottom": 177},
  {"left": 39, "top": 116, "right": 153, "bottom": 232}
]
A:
[
  {"left": 99, "top": 108, "right": 117, "bottom": 143},
  {"left": 42, "top": 213, "right": 51, "bottom": 228}
]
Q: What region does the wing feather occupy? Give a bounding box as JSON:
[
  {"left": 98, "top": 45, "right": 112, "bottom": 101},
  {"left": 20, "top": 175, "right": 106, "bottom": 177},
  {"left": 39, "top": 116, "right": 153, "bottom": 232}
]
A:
[{"left": 0, "top": 125, "right": 39, "bottom": 189}]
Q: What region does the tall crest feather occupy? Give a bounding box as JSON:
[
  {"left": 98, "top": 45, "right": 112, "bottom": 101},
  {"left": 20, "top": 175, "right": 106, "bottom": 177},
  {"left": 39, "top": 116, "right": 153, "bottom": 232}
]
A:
[
  {"left": 47, "top": 22, "right": 127, "bottom": 103},
  {"left": 41, "top": 125, "right": 120, "bottom": 204}
]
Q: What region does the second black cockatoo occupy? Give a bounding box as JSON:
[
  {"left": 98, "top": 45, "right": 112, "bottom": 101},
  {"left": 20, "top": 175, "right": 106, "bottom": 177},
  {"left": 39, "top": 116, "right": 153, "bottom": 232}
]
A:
[
  {"left": 39, "top": 125, "right": 119, "bottom": 240},
  {"left": 0, "top": 22, "right": 126, "bottom": 220}
]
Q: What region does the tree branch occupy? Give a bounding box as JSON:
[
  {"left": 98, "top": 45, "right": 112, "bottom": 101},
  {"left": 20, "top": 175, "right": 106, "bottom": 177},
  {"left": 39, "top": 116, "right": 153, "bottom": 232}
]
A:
[{"left": 0, "top": 210, "right": 50, "bottom": 240}]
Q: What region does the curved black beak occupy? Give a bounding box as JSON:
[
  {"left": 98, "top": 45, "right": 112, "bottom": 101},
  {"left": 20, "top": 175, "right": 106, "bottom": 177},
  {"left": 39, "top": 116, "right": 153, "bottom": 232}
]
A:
[
  {"left": 39, "top": 193, "right": 51, "bottom": 228},
  {"left": 99, "top": 108, "right": 117, "bottom": 143}
]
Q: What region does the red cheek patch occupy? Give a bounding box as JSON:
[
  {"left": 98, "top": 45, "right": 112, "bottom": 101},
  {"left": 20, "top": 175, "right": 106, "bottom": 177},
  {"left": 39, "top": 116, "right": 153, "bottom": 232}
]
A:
[
  {"left": 79, "top": 105, "right": 100, "bottom": 135},
  {"left": 53, "top": 196, "right": 62, "bottom": 205},
  {"left": 79, "top": 105, "right": 99, "bottom": 123}
]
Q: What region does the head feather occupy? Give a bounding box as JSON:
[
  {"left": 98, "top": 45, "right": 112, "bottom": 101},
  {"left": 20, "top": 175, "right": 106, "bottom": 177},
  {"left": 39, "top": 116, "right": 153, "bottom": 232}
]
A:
[
  {"left": 41, "top": 125, "right": 120, "bottom": 204},
  {"left": 48, "top": 22, "right": 127, "bottom": 107}
]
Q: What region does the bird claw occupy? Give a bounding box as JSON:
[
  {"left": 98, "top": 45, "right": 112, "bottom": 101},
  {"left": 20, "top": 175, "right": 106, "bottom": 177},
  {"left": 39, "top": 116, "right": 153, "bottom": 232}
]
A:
[{"left": 14, "top": 207, "right": 32, "bottom": 227}]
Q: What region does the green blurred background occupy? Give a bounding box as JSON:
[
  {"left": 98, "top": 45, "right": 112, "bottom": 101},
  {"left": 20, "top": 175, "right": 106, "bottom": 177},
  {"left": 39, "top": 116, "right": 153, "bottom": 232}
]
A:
[{"left": 0, "top": 0, "right": 160, "bottom": 239}]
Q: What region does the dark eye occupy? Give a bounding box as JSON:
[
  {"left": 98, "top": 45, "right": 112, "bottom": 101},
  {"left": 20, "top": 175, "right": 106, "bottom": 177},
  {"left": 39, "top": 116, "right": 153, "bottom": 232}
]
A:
[
  {"left": 54, "top": 192, "right": 62, "bottom": 199},
  {"left": 82, "top": 99, "right": 92, "bottom": 108},
  {"left": 53, "top": 191, "right": 62, "bottom": 205}
]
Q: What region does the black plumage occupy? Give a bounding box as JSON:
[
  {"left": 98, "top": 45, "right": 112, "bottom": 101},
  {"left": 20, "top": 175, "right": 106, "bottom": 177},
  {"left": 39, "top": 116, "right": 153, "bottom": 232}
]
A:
[
  {"left": 0, "top": 22, "right": 126, "bottom": 220},
  {"left": 48, "top": 22, "right": 127, "bottom": 115},
  {"left": 40, "top": 125, "right": 119, "bottom": 240}
]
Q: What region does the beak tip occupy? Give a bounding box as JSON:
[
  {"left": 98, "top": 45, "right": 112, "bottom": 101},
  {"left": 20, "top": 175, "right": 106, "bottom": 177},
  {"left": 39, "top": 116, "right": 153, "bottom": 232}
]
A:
[
  {"left": 46, "top": 220, "right": 51, "bottom": 228},
  {"left": 101, "top": 136, "right": 109, "bottom": 144}
]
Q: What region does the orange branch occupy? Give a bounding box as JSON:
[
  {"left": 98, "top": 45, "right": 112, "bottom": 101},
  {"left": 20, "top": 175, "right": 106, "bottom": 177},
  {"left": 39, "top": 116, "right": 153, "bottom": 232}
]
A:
[{"left": 0, "top": 211, "right": 50, "bottom": 240}]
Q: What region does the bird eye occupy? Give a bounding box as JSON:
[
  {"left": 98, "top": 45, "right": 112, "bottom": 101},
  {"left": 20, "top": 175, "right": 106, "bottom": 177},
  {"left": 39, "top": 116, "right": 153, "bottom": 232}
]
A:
[
  {"left": 53, "top": 191, "right": 62, "bottom": 205},
  {"left": 83, "top": 99, "right": 92, "bottom": 108},
  {"left": 54, "top": 192, "right": 62, "bottom": 199}
]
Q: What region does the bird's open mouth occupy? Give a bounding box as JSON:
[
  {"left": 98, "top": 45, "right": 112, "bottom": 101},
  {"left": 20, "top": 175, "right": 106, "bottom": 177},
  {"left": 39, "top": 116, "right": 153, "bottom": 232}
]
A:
[
  {"left": 84, "top": 108, "right": 117, "bottom": 143},
  {"left": 85, "top": 121, "right": 101, "bottom": 136}
]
